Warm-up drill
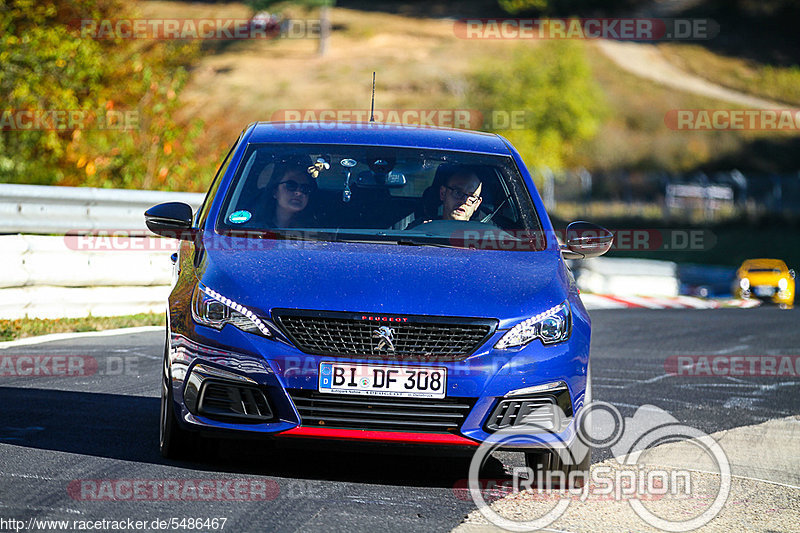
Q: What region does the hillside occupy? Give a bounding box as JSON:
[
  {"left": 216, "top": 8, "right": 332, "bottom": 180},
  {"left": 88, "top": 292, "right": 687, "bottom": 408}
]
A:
[{"left": 136, "top": 1, "right": 800, "bottom": 191}]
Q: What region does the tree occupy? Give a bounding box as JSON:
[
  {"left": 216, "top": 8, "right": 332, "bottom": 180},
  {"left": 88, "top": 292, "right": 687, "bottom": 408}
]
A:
[
  {"left": 0, "top": 0, "right": 204, "bottom": 190},
  {"left": 469, "top": 41, "right": 606, "bottom": 174}
]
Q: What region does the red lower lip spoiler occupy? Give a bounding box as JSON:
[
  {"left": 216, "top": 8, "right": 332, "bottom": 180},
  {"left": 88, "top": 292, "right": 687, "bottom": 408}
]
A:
[{"left": 279, "top": 426, "right": 479, "bottom": 446}]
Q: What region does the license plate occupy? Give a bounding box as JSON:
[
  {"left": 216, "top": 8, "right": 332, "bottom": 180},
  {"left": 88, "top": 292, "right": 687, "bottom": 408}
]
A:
[
  {"left": 318, "top": 362, "right": 446, "bottom": 399},
  {"left": 754, "top": 285, "right": 775, "bottom": 297}
]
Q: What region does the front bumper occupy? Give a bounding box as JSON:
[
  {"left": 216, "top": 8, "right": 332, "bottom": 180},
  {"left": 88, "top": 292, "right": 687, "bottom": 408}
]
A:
[
  {"left": 738, "top": 286, "right": 794, "bottom": 306},
  {"left": 166, "top": 308, "right": 590, "bottom": 451}
]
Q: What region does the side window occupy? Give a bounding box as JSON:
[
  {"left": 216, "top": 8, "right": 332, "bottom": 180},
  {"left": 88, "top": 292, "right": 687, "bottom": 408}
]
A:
[{"left": 195, "top": 135, "right": 241, "bottom": 226}]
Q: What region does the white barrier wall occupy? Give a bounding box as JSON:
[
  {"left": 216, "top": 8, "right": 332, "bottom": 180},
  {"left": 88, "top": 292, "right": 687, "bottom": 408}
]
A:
[
  {"left": 0, "top": 286, "right": 172, "bottom": 319},
  {"left": 574, "top": 257, "right": 680, "bottom": 297},
  {"left": 0, "top": 235, "right": 175, "bottom": 288},
  {"left": 0, "top": 184, "right": 203, "bottom": 319},
  {"left": 0, "top": 234, "right": 177, "bottom": 319}
]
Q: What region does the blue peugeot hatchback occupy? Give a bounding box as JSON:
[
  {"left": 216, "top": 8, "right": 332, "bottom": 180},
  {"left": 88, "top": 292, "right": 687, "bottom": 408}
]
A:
[{"left": 146, "top": 122, "right": 612, "bottom": 480}]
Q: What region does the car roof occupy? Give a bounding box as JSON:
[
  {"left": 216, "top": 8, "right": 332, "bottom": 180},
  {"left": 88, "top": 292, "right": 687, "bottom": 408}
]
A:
[
  {"left": 246, "top": 122, "right": 512, "bottom": 155},
  {"left": 741, "top": 258, "right": 788, "bottom": 269}
]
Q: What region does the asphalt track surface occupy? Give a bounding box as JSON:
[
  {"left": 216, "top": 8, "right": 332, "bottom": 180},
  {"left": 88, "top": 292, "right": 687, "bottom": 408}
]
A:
[{"left": 0, "top": 308, "right": 797, "bottom": 532}]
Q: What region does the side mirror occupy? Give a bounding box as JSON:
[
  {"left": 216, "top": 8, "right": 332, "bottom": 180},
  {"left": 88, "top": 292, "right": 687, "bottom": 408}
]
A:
[
  {"left": 790, "top": 269, "right": 796, "bottom": 279},
  {"left": 145, "top": 202, "right": 195, "bottom": 240},
  {"left": 561, "top": 221, "right": 613, "bottom": 260}
]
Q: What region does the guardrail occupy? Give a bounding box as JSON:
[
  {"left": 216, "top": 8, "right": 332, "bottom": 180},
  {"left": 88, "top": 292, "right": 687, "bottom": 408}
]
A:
[
  {"left": 0, "top": 234, "right": 173, "bottom": 288},
  {"left": 0, "top": 233, "right": 177, "bottom": 319},
  {"left": 0, "top": 184, "right": 684, "bottom": 319},
  {"left": 0, "top": 183, "right": 204, "bottom": 234}
]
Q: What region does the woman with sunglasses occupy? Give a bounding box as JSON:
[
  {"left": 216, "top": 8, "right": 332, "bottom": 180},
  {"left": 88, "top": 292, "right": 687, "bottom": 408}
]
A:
[{"left": 265, "top": 160, "right": 317, "bottom": 228}]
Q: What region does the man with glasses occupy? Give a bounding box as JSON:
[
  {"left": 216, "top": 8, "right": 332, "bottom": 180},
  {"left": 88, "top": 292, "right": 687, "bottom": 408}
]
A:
[
  {"left": 406, "top": 167, "right": 483, "bottom": 229},
  {"left": 440, "top": 168, "right": 483, "bottom": 221}
]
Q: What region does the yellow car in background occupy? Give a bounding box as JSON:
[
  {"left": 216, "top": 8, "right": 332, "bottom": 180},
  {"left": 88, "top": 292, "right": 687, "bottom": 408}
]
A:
[{"left": 735, "top": 259, "right": 795, "bottom": 308}]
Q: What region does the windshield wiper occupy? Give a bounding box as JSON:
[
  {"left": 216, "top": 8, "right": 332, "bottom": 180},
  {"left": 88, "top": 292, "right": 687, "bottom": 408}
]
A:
[
  {"left": 329, "top": 233, "right": 465, "bottom": 248},
  {"left": 394, "top": 237, "right": 464, "bottom": 249}
]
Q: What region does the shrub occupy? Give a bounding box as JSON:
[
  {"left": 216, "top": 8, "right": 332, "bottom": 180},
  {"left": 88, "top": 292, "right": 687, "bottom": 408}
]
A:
[{"left": 468, "top": 40, "right": 606, "bottom": 174}]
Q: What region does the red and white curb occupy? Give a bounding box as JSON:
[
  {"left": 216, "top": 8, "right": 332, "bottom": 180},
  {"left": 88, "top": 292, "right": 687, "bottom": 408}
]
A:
[{"left": 580, "top": 293, "right": 762, "bottom": 310}]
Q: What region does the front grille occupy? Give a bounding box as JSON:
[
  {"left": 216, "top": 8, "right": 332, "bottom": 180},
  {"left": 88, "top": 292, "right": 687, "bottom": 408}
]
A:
[
  {"left": 198, "top": 381, "right": 273, "bottom": 422},
  {"left": 288, "top": 389, "right": 476, "bottom": 433},
  {"left": 273, "top": 309, "right": 497, "bottom": 361}
]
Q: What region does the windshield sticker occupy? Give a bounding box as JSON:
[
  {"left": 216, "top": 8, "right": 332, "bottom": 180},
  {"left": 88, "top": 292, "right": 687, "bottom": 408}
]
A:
[{"left": 228, "top": 210, "right": 252, "bottom": 224}]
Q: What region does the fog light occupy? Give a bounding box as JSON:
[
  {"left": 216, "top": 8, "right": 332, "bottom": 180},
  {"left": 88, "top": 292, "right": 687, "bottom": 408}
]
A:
[
  {"left": 183, "top": 363, "right": 257, "bottom": 414},
  {"left": 486, "top": 384, "right": 573, "bottom": 433},
  {"left": 486, "top": 398, "right": 560, "bottom": 431}
]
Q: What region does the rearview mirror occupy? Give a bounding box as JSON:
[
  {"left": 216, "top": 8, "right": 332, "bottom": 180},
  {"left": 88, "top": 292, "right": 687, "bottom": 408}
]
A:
[
  {"left": 356, "top": 170, "right": 407, "bottom": 188},
  {"left": 144, "top": 202, "right": 195, "bottom": 240},
  {"left": 561, "top": 221, "right": 613, "bottom": 259}
]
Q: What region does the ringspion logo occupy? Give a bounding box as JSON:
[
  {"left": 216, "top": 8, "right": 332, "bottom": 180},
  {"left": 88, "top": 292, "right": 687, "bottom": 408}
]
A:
[{"left": 467, "top": 403, "right": 730, "bottom": 532}]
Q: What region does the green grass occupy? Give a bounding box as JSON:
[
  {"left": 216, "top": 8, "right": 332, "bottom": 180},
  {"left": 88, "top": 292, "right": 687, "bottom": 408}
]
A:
[{"left": 0, "top": 313, "right": 165, "bottom": 342}]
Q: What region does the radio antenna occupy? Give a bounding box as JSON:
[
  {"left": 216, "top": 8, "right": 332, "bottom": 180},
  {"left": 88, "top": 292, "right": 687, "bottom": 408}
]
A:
[{"left": 369, "top": 72, "right": 375, "bottom": 122}]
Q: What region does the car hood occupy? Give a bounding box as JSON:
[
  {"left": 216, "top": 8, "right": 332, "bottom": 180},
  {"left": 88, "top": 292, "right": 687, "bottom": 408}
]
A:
[{"left": 195, "top": 238, "right": 569, "bottom": 329}]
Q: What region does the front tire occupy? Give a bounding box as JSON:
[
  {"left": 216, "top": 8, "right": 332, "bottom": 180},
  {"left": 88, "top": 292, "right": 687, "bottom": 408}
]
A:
[
  {"left": 160, "top": 341, "right": 193, "bottom": 459},
  {"left": 524, "top": 361, "right": 593, "bottom": 489},
  {"left": 524, "top": 447, "right": 591, "bottom": 489}
]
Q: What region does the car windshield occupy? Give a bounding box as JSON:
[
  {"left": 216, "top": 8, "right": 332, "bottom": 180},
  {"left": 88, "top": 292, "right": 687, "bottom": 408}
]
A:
[
  {"left": 215, "top": 143, "right": 545, "bottom": 250},
  {"left": 745, "top": 268, "right": 782, "bottom": 274}
]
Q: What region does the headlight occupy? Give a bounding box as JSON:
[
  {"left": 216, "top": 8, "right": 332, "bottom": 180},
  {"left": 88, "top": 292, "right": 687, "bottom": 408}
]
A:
[
  {"left": 495, "top": 301, "right": 572, "bottom": 349},
  {"left": 191, "top": 284, "right": 271, "bottom": 337},
  {"left": 779, "top": 278, "right": 788, "bottom": 290},
  {"left": 739, "top": 278, "right": 750, "bottom": 290}
]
